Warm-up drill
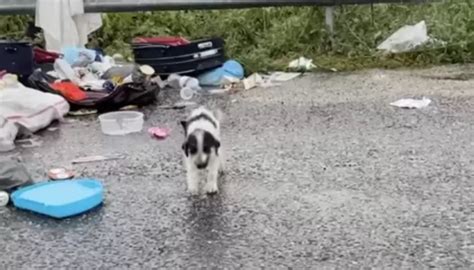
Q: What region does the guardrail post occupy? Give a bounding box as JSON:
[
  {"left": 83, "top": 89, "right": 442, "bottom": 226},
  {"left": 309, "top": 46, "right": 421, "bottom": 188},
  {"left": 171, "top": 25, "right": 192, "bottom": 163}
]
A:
[{"left": 325, "top": 6, "right": 335, "bottom": 34}]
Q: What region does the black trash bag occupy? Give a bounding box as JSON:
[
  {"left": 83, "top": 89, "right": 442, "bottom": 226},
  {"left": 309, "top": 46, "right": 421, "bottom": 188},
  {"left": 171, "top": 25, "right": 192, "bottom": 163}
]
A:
[
  {"left": 28, "top": 70, "right": 161, "bottom": 113},
  {"left": 0, "top": 159, "right": 33, "bottom": 191}
]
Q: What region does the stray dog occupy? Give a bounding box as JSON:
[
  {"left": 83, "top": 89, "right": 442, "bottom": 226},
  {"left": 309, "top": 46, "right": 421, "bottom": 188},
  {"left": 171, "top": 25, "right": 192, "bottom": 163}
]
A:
[{"left": 181, "top": 107, "right": 224, "bottom": 195}]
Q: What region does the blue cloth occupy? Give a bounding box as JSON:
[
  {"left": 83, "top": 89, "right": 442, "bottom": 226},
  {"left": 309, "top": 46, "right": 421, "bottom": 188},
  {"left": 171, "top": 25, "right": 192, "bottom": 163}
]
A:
[
  {"left": 62, "top": 47, "right": 97, "bottom": 65},
  {"left": 198, "top": 60, "right": 244, "bottom": 86}
]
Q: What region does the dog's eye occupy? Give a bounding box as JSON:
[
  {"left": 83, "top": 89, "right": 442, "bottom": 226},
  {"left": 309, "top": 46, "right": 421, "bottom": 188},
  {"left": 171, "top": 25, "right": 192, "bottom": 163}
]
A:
[
  {"left": 189, "top": 147, "right": 197, "bottom": 154},
  {"left": 203, "top": 146, "right": 210, "bottom": 154}
]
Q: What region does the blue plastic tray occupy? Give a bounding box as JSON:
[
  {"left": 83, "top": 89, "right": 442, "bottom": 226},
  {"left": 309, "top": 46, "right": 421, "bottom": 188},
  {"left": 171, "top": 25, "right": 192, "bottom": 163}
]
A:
[{"left": 11, "top": 179, "right": 104, "bottom": 219}]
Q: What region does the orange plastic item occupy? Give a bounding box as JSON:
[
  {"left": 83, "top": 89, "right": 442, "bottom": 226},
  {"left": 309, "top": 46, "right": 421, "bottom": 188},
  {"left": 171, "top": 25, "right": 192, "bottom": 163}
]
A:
[{"left": 50, "top": 82, "right": 87, "bottom": 101}]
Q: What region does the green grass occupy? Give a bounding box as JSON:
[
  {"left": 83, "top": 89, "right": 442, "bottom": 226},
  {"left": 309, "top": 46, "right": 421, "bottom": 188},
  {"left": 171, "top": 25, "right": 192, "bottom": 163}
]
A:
[{"left": 1, "top": 0, "right": 473, "bottom": 73}]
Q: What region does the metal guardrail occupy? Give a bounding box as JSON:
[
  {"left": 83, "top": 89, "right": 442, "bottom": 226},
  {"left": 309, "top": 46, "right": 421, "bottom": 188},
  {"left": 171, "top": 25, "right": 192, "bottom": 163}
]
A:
[{"left": 0, "top": 0, "right": 424, "bottom": 15}]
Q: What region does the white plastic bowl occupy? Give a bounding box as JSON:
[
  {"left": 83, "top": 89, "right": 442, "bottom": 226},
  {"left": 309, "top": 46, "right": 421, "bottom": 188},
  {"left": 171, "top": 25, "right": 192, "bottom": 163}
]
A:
[{"left": 98, "top": 111, "right": 144, "bottom": 135}]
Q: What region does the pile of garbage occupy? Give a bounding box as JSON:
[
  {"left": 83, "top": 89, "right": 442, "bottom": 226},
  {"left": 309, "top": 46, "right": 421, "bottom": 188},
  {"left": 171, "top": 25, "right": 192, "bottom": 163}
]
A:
[{"left": 29, "top": 47, "right": 161, "bottom": 112}]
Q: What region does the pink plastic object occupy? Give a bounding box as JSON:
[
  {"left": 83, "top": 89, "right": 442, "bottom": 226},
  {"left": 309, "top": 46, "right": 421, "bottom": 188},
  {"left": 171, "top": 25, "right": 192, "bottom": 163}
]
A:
[{"left": 148, "top": 127, "right": 171, "bottom": 139}]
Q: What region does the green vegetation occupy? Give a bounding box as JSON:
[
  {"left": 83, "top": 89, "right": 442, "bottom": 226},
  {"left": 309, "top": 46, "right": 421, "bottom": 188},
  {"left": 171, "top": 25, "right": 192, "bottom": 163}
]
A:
[{"left": 1, "top": 0, "right": 472, "bottom": 72}]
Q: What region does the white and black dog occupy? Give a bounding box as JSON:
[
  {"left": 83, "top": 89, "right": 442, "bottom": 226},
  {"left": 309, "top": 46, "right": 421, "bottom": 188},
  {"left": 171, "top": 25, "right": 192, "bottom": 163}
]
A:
[{"left": 181, "top": 107, "right": 224, "bottom": 195}]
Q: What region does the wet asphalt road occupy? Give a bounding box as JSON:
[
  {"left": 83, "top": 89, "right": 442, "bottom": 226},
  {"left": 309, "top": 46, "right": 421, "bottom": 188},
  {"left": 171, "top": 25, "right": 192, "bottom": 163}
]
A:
[{"left": 1, "top": 65, "right": 473, "bottom": 269}]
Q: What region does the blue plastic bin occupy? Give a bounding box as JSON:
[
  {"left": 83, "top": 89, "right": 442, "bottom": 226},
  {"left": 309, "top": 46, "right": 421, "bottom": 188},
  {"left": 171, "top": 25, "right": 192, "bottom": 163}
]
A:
[{"left": 11, "top": 179, "right": 104, "bottom": 219}]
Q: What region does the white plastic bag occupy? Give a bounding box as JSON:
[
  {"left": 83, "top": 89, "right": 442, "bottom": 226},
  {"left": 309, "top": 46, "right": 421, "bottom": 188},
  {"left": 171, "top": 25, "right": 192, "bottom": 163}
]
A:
[
  {"left": 377, "top": 21, "right": 429, "bottom": 53},
  {"left": 0, "top": 83, "right": 70, "bottom": 151},
  {"left": 390, "top": 97, "right": 431, "bottom": 109},
  {"left": 288, "top": 57, "right": 316, "bottom": 71},
  {"left": 0, "top": 116, "right": 18, "bottom": 152}
]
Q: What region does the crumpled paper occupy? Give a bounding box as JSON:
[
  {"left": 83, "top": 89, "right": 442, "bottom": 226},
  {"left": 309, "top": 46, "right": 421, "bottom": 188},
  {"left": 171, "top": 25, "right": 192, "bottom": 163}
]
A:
[{"left": 390, "top": 97, "right": 431, "bottom": 109}]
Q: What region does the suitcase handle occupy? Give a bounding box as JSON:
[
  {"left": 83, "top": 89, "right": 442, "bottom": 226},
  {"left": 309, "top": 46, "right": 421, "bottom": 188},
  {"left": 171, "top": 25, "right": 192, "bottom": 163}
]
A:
[{"left": 4, "top": 47, "right": 18, "bottom": 53}]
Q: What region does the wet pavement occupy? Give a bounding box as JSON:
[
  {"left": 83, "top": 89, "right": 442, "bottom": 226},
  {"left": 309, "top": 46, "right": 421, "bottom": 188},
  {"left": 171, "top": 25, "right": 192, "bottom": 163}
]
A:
[{"left": 1, "top": 65, "right": 474, "bottom": 269}]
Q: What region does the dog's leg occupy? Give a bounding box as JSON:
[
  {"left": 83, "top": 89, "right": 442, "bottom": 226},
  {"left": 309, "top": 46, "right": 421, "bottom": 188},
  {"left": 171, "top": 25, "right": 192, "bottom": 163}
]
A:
[
  {"left": 204, "top": 159, "right": 219, "bottom": 194},
  {"left": 218, "top": 157, "right": 226, "bottom": 176},
  {"left": 185, "top": 160, "right": 199, "bottom": 195},
  {"left": 218, "top": 147, "right": 226, "bottom": 175}
]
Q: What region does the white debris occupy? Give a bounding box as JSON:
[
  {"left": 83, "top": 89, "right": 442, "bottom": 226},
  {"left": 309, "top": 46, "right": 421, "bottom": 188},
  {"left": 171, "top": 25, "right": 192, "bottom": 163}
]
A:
[
  {"left": 288, "top": 57, "right": 316, "bottom": 71},
  {"left": 71, "top": 155, "right": 122, "bottom": 164},
  {"left": 377, "top": 21, "right": 430, "bottom": 53},
  {"left": 269, "top": 72, "right": 301, "bottom": 82},
  {"left": 243, "top": 73, "right": 264, "bottom": 90},
  {"left": 390, "top": 97, "right": 432, "bottom": 109}
]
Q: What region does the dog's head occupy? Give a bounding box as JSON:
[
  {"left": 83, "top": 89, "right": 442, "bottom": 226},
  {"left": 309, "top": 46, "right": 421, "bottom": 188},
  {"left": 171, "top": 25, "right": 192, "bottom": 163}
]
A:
[{"left": 181, "top": 126, "right": 220, "bottom": 170}]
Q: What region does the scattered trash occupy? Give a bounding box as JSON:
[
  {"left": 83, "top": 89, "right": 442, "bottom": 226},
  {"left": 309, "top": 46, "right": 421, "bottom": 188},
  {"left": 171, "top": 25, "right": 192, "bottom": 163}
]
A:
[
  {"left": 289, "top": 57, "right": 316, "bottom": 71},
  {"left": 148, "top": 127, "right": 171, "bottom": 140},
  {"left": 99, "top": 111, "right": 144, "bottom": 135},
  {"left": 158, "top": 101, "right": 197, "bottom": 110},
  {"left": 180, "top": 87, "right": 195, "bottom": 100},
  {"left": 101, "top": 65, "right": 135, "bottom": 81},
  {"left": 243, "top": 73, "right": 264, "bottom": 90},
  {"left": 50, "top": 81, "right": 87, "bottom": 101},
  {"left": 167, "top": 74, "right": 202, "bottom": 100},
  {"left": 242, "top": 73, "right": 283, "bottom": 90},
  {"left": 0, "top": 116, "right": 17, "bottom": 152},
  {"left": 16, "top": 137, "right": 43, "bottom": 149},
  {"left": 390, "top": 97, "right": 432, "bottom": 109},
  {"left": 47, "top": 127, "right": 59, "bottom": 132},
  {"left": 68, "top": 109, "right": 98, "bottom": 116},
  {"left": 269, "top": 72, "right": 301, "bottom": 82},
  {"left": 47, "top": 168, "right": 75, "bottom": 180},
  {"left": 62, "top": 47, "right": 98, "bottom": 67},
  {"left": 71, "top": 155, "right": 122, "bottom": 164},
  {"left": 207, "top": 88, "right": 231, "bottom": 95},
  {"left": 221, "top": 76, "right": 241, "bottom": 86},
  {"left": 63, "top": 118, "right": 79, "bottom": 124},
  {"left": 11, "top": 179, "right": 104, "bottom": 219},
  {"left": 30, "top": 58, "right": 160, "bottom": 113},
  {"left": 197, "top": 60, "right": 245, "bottom": 86},
  {"left": 377, "top": 21, "right": 430, "bottom": 53},
  {"left": 130, "top": 65, "right": 155, "bottom": 85},
  {"left": 120, "top": 105, "right": 139, "bottom": 111},
  {"left": 0, "top": 191, "right": 8, "bottom": 206},
  {"left": 0, "top": 159, "right": 33, "bottom": 191},
  {"left": 53, "top": 58, "right": 82, "bottom": 85}
]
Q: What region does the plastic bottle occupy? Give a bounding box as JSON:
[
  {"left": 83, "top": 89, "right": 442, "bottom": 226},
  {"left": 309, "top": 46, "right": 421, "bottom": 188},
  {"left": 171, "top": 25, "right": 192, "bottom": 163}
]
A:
[
  {"left": 167, "top": 74, "right": 201, "bottom": 100},
  {"left": 54, "top": 59, "right": 81, "bottom": 85},
  {"left": 180, "top": 86, "right": 195, "bottom": 100}
]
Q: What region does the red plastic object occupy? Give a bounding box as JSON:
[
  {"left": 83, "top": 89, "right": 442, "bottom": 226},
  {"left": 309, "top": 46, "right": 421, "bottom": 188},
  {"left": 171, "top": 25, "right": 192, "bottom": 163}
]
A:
[
  {"left": 34, "top": 47, "right": 61, "bottom": 64},
  {"left": 132, "top": 36, "right": 190, "bottom": 46},
  {"left": 50, "top": 82, "right": 87, "bottom": 102}
]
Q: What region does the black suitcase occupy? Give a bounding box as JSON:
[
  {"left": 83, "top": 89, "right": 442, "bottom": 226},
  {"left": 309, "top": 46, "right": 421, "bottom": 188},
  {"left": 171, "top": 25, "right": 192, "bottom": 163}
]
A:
[
  {"left": 132, "top": 37, "right": 225, "bottom": 76},
  {"left": 0, "top": 41, "right": 34, "bottom": 76}
]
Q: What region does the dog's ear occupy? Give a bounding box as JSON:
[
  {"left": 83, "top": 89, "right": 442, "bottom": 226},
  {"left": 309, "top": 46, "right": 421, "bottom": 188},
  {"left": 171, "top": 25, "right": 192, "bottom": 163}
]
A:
[
  {"left": 180, "top": 120, "right": 187, "bottom": 130},
  {"left": 179, "top": 120, "right": 187, "bottom": 136},
  {"left": 181, "top": 141, "right": 188, "bottom": 157}
]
